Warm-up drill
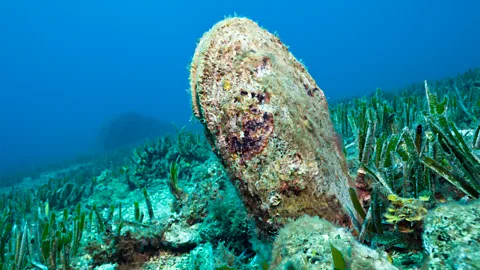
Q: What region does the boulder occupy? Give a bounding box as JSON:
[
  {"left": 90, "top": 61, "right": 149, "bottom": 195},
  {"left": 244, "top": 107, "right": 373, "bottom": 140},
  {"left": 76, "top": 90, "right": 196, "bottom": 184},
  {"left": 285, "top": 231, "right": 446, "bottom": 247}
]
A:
[{"left": 271, "top": 215, "right": 396, "bottom": 269}]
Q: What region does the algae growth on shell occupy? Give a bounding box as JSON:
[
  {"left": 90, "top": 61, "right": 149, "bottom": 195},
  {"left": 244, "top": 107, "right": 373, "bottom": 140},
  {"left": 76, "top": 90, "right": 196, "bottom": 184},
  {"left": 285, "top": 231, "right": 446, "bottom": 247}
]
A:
[{"left": 190, "top": 17, "right": 357, "bottom": 234}]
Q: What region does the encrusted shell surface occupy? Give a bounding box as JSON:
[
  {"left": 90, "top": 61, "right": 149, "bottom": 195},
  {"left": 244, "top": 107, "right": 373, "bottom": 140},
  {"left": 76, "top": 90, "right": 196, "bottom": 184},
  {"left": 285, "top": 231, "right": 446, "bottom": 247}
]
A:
[{"left": 190, "top": 17, "right": 355, "bottom": 234}]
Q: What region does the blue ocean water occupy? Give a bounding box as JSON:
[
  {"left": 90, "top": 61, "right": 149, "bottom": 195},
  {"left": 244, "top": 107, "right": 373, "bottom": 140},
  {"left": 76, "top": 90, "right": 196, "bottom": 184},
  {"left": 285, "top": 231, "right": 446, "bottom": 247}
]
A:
[
  {"left": 0, "top": 0, "right": 479, "bottom": 182},
  {"left": 0, "top": 2, "right": 480, "bottom": 269}
]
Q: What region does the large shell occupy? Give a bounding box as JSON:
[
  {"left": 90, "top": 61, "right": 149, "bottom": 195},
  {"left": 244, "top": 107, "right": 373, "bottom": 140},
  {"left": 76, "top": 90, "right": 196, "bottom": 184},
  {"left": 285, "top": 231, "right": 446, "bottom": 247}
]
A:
[{"left": 190, "top": 17, "right": 355, "bottom": 235}]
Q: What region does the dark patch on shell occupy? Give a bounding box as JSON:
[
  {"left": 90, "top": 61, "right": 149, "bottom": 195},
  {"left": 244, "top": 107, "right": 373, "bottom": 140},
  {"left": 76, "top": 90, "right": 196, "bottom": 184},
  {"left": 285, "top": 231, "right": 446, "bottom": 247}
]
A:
[
  {"left": 238, "top": 89, "right": 270, "bottom": 104},
  {"left": 227, "top": 108, "right": 274, "bottom": 160},
  {"left": 304, "top": 84, "right": 319, "bottom": 97}
]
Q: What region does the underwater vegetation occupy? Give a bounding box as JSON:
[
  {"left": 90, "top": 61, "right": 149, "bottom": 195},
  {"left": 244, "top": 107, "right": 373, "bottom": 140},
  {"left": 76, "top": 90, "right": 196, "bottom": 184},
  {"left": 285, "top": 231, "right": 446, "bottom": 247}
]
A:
[
  {"left": 329, "top": 69, "right": 480, "bottom": 269},
  {"left": 1, "top": 17, "right": 479, "bottom": 270},
  {"left": 0, "top": 127, "right": 265, "bottom": 269}
]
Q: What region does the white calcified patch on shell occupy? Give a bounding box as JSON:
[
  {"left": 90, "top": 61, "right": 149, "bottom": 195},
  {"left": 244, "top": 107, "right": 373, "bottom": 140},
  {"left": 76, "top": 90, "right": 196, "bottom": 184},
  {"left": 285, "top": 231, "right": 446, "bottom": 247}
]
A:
[{"left": 269, "top": 192, "right": 282, "bottom": 207}]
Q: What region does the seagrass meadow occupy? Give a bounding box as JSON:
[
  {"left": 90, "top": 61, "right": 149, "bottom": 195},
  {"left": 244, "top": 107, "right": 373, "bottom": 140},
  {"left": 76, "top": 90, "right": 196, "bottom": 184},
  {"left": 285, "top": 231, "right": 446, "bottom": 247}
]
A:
[{"left": 0, "top": 69, "right": 479, "bottom": 269}]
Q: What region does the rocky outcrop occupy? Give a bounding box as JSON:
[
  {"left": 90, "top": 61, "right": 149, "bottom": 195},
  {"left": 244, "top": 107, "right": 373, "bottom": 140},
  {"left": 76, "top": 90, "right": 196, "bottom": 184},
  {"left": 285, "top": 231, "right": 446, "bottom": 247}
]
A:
[{"left": 271, "top": 215, "right": 396, "bottom": 269}]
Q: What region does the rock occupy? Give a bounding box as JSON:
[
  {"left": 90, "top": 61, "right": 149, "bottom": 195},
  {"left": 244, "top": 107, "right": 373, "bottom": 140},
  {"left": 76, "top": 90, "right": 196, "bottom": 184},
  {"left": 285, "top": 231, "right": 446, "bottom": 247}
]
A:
[
  {"left": 188, "top": 243, "right": 214, "bottom": 270},
  {"left": 271, "top": 215, "right": 397, "bottom": 270},
  {"left": 162, "top": 222, "right": 200, "bottom": 252},
  {"left": 189, "top": 17, "right": 356, "bottom": 235},
  {"left": 93, "top": 263, "right": 118, "bottom": 270},
  {"left": 423, "top": 199, "right": 480, "bottom": 269}
]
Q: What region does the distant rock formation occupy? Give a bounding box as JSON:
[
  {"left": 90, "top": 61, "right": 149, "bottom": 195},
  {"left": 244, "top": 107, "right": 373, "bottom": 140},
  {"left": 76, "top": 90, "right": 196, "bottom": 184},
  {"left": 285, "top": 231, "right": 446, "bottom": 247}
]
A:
[{"left": 98, "top": 112, "right": 174, "bottom": 150}]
